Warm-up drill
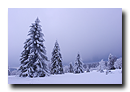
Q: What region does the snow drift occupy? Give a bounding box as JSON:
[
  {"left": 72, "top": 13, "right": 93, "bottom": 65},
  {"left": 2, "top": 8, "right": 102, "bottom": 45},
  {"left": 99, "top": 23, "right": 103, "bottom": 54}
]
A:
[{"left": 8, "top": 69, "right": 122, "bottom": 84}]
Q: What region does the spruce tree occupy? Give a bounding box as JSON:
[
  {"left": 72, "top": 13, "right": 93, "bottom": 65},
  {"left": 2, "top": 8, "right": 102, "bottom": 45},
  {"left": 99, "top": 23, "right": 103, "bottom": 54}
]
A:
[
  {"left": 98, "top": 59, "right": 106, "bottom": 73},
  {"left": 74, "top": 53, "right": 84, "bottom": 73},
  {"left": 8, "top": 66, "right": 11, "bottom": 76},
  {"left": 18, "top": 18, "right": 49, "bottom": 78},
  {"left": 51, "top": 41, "right": 63, "bottom": 74},
  {"left": 114, "top": 57, "right": 122, "bottom": 69},
  {"left": 107, "top": 53, "right": 117, "bottom": 70},
  {"left": 68, "top": 62, "right": 74, "bottom": 73}
]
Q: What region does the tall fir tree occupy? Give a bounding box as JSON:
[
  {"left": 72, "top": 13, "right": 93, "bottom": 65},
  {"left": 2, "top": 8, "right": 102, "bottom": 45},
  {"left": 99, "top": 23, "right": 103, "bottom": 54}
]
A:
[
  {"left": 74, "top": 53, "right": 84, "bottom": 73},
  {"left": 51, "top": 41, "right": 64, "bottom": 74},
  {"left": 18, "top": 18, "right": 49, "bottom": 78}
]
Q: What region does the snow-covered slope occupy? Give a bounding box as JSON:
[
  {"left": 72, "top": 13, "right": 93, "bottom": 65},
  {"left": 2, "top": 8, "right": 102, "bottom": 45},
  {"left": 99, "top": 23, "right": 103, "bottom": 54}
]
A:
[{"left": 8, "top": 69, "right": 122, "bottom": 84}]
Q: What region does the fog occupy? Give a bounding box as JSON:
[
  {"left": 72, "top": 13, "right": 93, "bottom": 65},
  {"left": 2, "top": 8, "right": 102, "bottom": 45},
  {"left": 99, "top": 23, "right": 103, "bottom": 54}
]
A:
[{"left": 8, "top": 8, "right": 122, "bottom": 67}]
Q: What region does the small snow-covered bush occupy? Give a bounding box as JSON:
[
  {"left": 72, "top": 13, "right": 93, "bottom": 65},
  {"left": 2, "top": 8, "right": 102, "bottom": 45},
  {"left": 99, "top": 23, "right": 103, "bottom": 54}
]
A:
[{"left": 11, "top": 70, "right": 18, "bottom": 75}]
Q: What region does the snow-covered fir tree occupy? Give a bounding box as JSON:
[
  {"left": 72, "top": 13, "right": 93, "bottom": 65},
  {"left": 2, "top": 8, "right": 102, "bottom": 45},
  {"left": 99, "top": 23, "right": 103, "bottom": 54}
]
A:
[
  {"left": 51, "top": 41, "right": 64, "bottom": 74},
  {"left": 86, "top": 64, "right": 90, "bottom": 72},
  {"left": 18, "top": 18, "right": 49, "bottom": 78},
  {"left": 8, "top": 66, "right": 11, "bottom": 76},
  {"left": 98, "top": 59, "right": 106, "bottom": 73},
  {"left": 114, "top": 57, "right": 122, "bottom": 69},
  {"left": 107, "top": 53, "right": 117, "bottom": 70},
  {"left": 63, "top": 65, "right": 69, "bottom": 73},
  {"left": 74, "top": 53, "right": 84, "bottom": 73},
  {"left": 68, "top": 62, "right": 74, "bottom": 73}
]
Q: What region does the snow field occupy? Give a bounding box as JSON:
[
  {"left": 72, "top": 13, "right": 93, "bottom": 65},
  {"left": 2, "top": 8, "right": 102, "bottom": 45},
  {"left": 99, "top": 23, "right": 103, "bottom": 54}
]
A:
[{"left": 8, "top": 69, "right": 122, "bottom": 84}]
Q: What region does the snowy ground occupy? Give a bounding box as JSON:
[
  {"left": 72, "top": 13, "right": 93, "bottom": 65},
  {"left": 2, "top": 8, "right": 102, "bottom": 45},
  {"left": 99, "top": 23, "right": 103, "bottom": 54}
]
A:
[{"left": 8, "top": 69, "right": 122, "bottom": 84}]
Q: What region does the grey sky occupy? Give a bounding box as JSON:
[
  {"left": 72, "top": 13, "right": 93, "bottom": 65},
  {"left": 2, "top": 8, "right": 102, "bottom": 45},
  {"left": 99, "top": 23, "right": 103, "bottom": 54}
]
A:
[{"left": 8, "top": 8, "right": 122, "bottom": 67}]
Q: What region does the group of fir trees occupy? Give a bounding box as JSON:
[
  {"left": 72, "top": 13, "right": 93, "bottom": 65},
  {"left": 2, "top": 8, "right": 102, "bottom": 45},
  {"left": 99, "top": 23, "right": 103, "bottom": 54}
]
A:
[
  {"left": 64, "top": 54, "right": 84, "bottom": 74},
  {"left": 12, "top": 18, "right": 121, "bottom": 78},
  {"left": 18, "top": 18, "right": 85, "bottom": 78},
  {"left": 97, "top": 53, "right": 120, "bottom": 74},
  {"left": 17, "top": 18, "right": 120, "bottom": 77}
]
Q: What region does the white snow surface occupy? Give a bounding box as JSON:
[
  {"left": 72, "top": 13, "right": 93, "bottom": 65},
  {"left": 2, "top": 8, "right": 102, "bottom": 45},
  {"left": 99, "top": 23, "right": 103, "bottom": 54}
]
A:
[{"left": 8, "top": 69, "right": 122, "bottom": 84}]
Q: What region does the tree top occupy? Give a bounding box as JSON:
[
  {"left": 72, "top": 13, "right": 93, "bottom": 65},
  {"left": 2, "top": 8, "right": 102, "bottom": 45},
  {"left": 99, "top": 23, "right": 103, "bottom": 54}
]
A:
[{"left": 35, "top": 17, "right": 40, "bottom": 24}]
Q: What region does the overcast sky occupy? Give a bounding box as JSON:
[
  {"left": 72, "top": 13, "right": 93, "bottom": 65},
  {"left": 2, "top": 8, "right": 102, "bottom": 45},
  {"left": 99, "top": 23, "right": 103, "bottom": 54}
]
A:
[{"left": 8, "top": 8, "right": 122, "bottom": 67}]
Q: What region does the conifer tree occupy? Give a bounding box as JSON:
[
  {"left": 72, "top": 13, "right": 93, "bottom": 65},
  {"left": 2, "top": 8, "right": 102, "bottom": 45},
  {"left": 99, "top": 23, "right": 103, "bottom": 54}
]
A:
[
  {"left": 74, "top": 53, "right": 84, "bottom": 73},
  {"left": 68, "top": 62, "right": 74, "bottom": 73},
  {"left": 98, "top": 59, "right": 106, "bottom": 73},
  {"left": 51, "top": 41, "right": 64, "bottom": 74},
  {"left": 114, "top": 57, "right": 122, "bottom": 69},
  {"left": 8, "top": 66, "right": 11, "bottom": 76},
  {"left": 107, "top": 53, "right": 117, "bottom": 70},
  {"left": 18, "top": 18, "right": 49, "bottom": 78}
]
